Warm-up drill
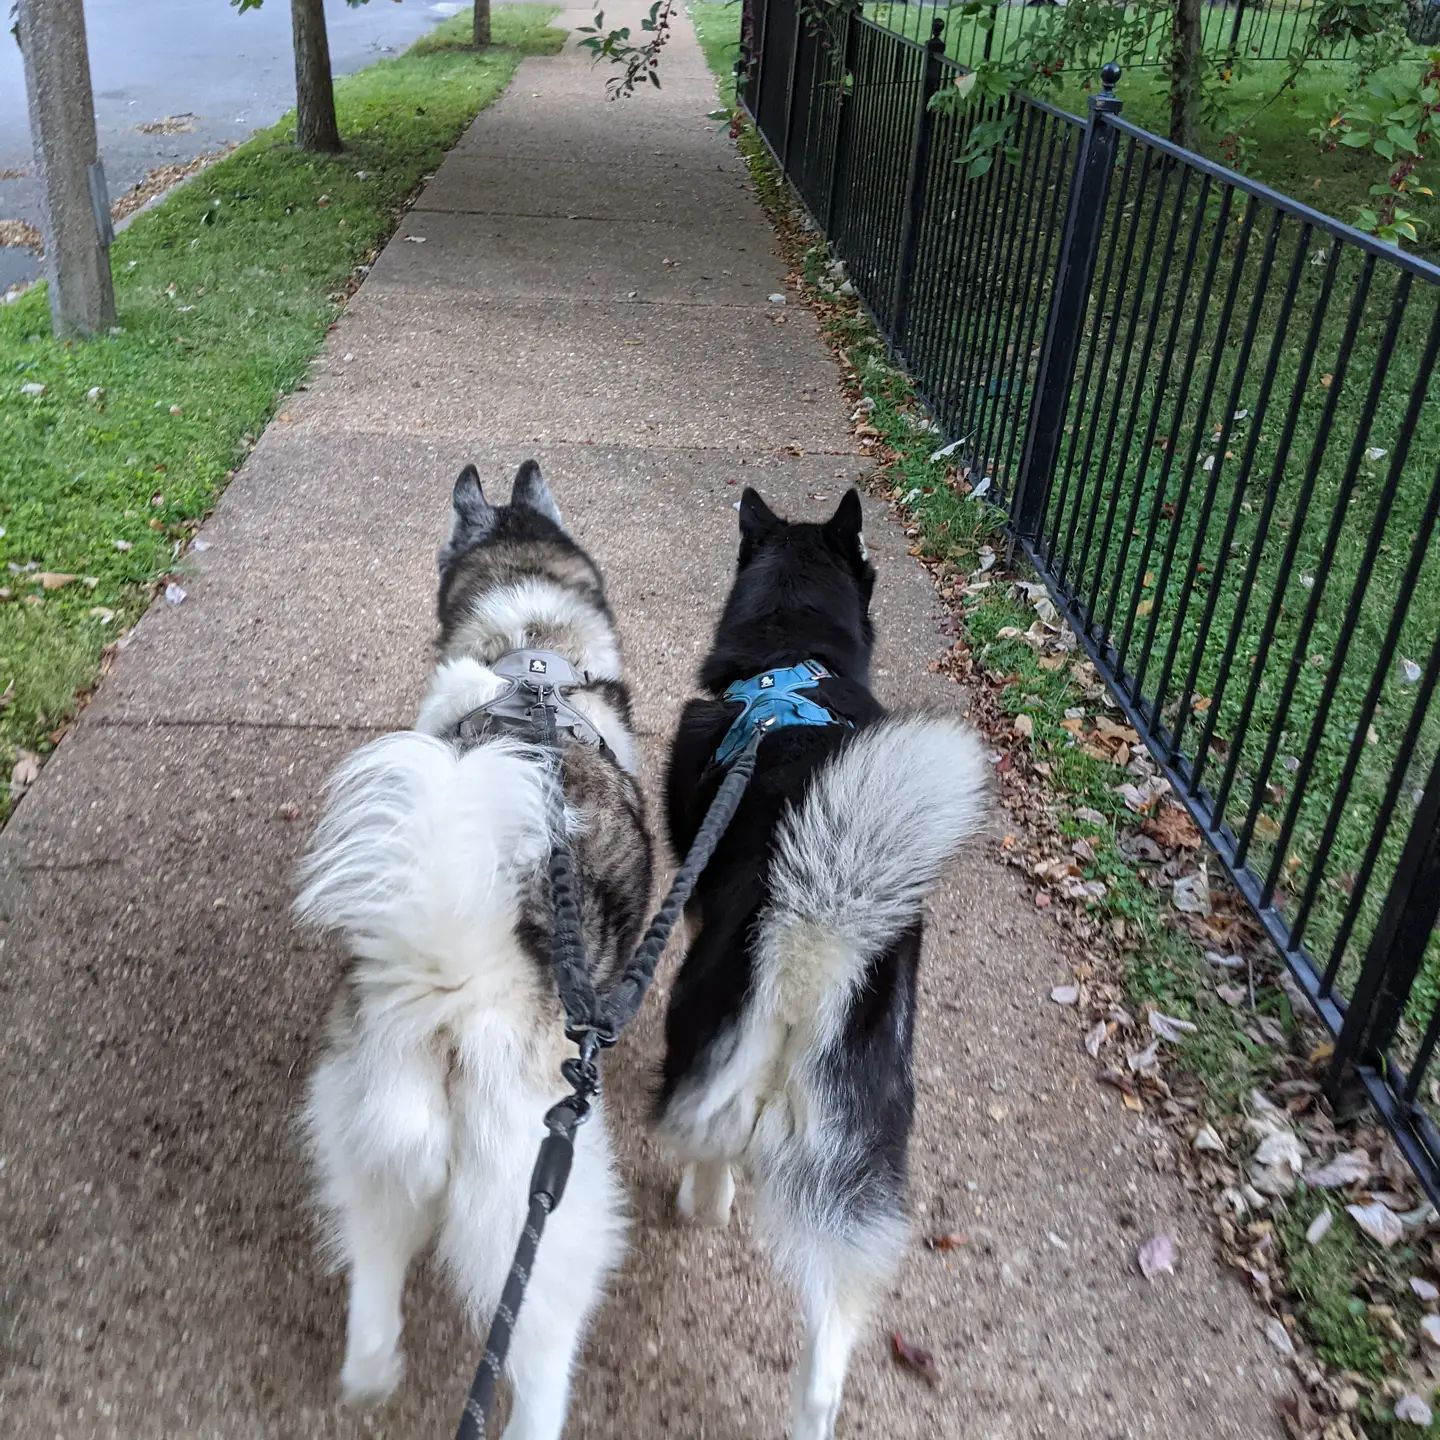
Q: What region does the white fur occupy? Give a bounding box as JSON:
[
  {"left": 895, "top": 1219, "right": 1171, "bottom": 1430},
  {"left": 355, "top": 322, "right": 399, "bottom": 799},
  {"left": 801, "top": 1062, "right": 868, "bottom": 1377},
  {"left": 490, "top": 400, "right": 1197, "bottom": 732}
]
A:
[
  {"left": 298, "top": 672, "right": 627, "bottom": 1436},
  {"left": 468, "top": 578, "right": 623, "bottom": 682},
  {"left": 661, "top": 714, "right": 990, "bottom": 1440}
]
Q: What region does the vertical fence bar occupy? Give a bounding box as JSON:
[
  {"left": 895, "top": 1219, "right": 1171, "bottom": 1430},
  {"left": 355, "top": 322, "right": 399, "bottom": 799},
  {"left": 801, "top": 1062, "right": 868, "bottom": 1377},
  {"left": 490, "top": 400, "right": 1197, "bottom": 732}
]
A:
[
  {"left": 891, "top": 20, "right": 947, "bottom": 348},
  {"left": 751, "top": 0, "right": 773, "bottom": 125},
  {"left": 780, "top": 0, "right": 805, "bottom": 165},
  {"left": 1011, "top": 63, "right": 1124, "bottom": 540},
  {"left": 1327, "top": 749, "right": 1440, "bottom": 1099},
  {"left": 824, "top": 2, "right": 860, "bottom": 235}
]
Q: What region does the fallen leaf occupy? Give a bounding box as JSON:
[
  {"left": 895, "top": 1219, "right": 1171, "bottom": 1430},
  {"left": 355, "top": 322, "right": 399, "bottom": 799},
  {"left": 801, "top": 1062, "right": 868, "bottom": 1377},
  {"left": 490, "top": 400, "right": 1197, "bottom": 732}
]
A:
[
  {"left": 276, "top": 803, "right": 301, "bottom": 822},
  {"left": 1306, "top": 1210, "right": 1333, "bottom": 1246},
  {"left": 1084, "top": 1020, "right": 1109, "bottom": 1058},
  {"left": 1216, "top": 983, "right": 1247, "bottom": 1007},
  {"left": 34, "top": 572, "right": 78, "bottom": 590},
  {"left": 1347, "top": 1200, "right": 1404, "bottom": 1248},
  {"left": 1143, "top": 804, "right": 1202, "bottom": 850},
  {"left": 1253, "top": 1130, "right": 1306, "bottom": 1185},
  {"left": 1264, "top": 1318, "right": 1295, "bottom": 1356},
  {"left": 1422, "top": 1315, "right": 1440, "bottom": 1348},
  {"left": 925, "top": 1232, "right": 968, "bottom": 1251},
  {"left": 890, "top": 1331, "right": 940, "bottom": 1387},
  {"left": 1051, "top": 984, "right": 1080, "bottom": 1006},
  {"left": 404, "top": 235, "right": 428, "bottom": 243},
  {"left": 1172, "top": 869, "right": 1212, "bottom": 916},
  {"left": 1395, "top": 1394, "right": 1433, "bottom": 1426},
  {"left": 1150, "top": 1012, "right": 1198, "bottom": 1042},
  {"left": 165, "top": 582, "right": 187, "bottom": 605},
  {"left": 1304, "top": 1150, "right": 1371, "bottom": 1189},
  {"left": 1193, "top": 1124, "right": 1225, "bottom": 1153},
  {"left": 1128, "top": 1041, "right": 1160, "bottom": 1072},
  {"left": 1137, "top": 1233, "right": 1177, "bottom": 1279},
  {"left": 1411, "top": 1276, "right": 1440, "bottom": 1302},
  {"left": 1400, "top": 657, "right": 1422, "bottom": 684},
  {"left": 1013, "top": 714, "right": 1034, "bottom": 739},
  {"left": 10, "top": 750, "right": 41, "bottom": 788}
]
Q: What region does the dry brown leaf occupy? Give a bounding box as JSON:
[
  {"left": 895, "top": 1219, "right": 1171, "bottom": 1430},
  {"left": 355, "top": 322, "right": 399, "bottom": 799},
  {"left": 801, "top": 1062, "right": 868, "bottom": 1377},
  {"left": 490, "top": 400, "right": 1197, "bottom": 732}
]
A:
[
  {"left": 924, "top": 1232, "right": 969, "bottom": 1251},
  {"left": 890, "top": 1331, "right": 940, "bottom": 1387},
  {"left": 1142, "top": 804, "right": 1202, "bottom": 850},
  {"left": 34, "top": 572, "right": 78, "bottom": 590}
]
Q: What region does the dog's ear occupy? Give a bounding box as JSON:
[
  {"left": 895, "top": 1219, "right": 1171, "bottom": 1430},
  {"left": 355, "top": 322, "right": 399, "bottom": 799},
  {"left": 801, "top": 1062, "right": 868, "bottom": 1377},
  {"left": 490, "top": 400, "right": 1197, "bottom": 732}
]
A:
[
  {"left": 738, "top": 487, "right": 782, "bottom": 541},
  {"left": 823, "top": 488, "right": 867, "bottom": 560},
  {"left": 510, "top": 459, "right": 564, "bottom": 530},
  {"left": 441, "top": 464, "right": 497, "bottom": 568}
]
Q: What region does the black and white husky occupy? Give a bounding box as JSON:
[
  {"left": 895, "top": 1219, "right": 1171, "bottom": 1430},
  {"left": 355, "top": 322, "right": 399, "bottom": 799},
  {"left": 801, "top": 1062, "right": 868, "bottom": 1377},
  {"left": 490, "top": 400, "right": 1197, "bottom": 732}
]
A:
[
  {"left": 295, "top": 461, "right": 652, "bottom": 1438},
  {"left": 656, "top": 488, "right": 989, "bottom": 1440}
]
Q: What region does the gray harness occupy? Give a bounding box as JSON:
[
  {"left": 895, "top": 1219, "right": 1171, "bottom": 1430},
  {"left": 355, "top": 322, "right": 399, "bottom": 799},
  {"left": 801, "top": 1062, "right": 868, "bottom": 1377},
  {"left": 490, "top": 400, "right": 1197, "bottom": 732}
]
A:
[{"left": 454, "top": 649, "right": 609, "bottom": 755}]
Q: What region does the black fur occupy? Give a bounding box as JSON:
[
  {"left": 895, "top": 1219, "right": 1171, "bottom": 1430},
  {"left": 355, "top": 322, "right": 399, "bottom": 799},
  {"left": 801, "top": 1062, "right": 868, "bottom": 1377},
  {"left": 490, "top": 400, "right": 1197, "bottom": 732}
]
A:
[{"left": 656, "top": 487, "right": 916, "bottom": 1217}]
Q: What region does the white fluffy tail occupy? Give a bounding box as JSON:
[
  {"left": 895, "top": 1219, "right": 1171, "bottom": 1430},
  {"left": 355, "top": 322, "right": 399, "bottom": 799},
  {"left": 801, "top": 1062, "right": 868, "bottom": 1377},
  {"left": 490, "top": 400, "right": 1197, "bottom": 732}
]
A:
[
  {"left": 758, "top": 714, "right": 991, "bottom": 1036},
  {"left": 295, "top": 730, "right": 554, "bottom": 990}
]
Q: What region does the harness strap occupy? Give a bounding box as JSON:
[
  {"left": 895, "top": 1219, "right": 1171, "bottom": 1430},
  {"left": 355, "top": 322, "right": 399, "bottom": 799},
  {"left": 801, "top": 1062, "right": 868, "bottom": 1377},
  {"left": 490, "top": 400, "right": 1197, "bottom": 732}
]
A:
[
  {"left": 456, "top": 648, "right": 609, "bottom": 757},
  {"left": 713, "top": 658, "right": 850, "bottom": 769}
]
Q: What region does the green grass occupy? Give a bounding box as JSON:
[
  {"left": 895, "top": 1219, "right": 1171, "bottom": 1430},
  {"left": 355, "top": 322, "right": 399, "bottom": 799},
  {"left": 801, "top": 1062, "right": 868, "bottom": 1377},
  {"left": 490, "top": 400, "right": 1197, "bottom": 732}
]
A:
[
  {"left": 0, "top": 6, "right": 563, "bottom": 809},
  {"left": 692, "top": 0, "right": 745, "bottom": 83}
]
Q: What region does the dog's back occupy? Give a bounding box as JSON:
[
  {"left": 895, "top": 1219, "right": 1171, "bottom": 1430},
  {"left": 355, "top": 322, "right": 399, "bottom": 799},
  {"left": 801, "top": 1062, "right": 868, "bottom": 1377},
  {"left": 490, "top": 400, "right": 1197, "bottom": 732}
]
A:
[
  {"left": 656, "top": 488, "right": 989, "bottom": 1440},
  {"left": 296, "top": 463, "right": 649, "bottom": 1439}
]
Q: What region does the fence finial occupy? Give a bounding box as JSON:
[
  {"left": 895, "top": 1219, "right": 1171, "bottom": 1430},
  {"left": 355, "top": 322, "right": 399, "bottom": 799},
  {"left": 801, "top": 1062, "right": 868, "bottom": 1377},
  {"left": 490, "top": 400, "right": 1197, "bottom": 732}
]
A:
[
  {"left": 1100, "top": 61, "right": 1122, "bottom": 97},
  {"left": 929, "top": 17, "right": 944, "bottom": 43}
]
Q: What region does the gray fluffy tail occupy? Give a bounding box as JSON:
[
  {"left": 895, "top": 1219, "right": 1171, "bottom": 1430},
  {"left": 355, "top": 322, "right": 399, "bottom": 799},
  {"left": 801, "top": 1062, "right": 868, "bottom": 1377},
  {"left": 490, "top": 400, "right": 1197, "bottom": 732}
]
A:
[{"left": 755, "top": 715, "right": 992, "bottom": 1037}]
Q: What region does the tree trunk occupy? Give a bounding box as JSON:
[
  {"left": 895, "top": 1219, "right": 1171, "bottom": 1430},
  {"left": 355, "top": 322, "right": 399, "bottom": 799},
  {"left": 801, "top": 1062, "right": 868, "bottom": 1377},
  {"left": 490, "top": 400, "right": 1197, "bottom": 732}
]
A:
[
  {"left": 1170, "top": 0, "right": 1203, "bottom": 149},
  {"left": 473, "top": 0, "right": 492, "bottom": 47},
  {"left": 292, "top": 0, "right": 341, "bottom": 153}
]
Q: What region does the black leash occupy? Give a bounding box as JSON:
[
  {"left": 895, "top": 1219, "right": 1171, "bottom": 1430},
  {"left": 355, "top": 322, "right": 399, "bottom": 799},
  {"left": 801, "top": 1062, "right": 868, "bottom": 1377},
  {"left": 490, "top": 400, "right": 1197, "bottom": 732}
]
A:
[{"left": 454, "top": 700, "right": 760, "bottom": 1440}]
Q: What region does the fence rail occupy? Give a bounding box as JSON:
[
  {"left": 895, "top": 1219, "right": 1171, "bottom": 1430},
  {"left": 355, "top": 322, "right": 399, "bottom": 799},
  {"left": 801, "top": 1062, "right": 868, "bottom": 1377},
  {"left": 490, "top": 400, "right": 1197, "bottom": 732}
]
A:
[{"left": 742, "top": 0, "right": 1440, "bottom": 1203}]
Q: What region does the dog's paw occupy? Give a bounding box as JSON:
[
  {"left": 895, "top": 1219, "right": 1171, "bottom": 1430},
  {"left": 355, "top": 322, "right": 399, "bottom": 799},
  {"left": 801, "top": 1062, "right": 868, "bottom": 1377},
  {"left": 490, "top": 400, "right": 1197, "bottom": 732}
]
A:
[
  {"left": 676, "top": 1162, "right": 734, "bottom": 1228},
  {"left": 339, "top": 1347, "right": 404, "bottom": 1407}
]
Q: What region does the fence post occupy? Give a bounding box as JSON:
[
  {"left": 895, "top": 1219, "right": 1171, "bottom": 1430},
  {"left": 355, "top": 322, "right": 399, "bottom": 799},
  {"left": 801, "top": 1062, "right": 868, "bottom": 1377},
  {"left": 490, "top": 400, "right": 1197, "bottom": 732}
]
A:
[
  {"left": 824, "top": 2, "right": 861, "bottom": 235},
  {"left": 753, "top": 0, "right": 774, "bottom": 129},
  {"left": 1226, "top": 0, "right": 1248, "bottom": 55},
  {"left": 1326, "top": 750, "right": 1440, "bottom": 1105},
  {"left": 890, "top": 19, "right": 946, "bottom": 344},
  {"left": 1010, "top": 61, "right": 1123, "bottom": 541},
  {"left": 781, "top": 0, "right": 806, "bottom": 165}
]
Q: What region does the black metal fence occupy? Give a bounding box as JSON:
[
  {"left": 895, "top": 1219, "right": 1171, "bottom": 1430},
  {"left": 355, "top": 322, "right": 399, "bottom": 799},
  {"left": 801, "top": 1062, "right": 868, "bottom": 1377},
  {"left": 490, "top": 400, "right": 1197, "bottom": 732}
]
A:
[{"left": 743, "top": 0, "right": 1440, "bottom": 1202}]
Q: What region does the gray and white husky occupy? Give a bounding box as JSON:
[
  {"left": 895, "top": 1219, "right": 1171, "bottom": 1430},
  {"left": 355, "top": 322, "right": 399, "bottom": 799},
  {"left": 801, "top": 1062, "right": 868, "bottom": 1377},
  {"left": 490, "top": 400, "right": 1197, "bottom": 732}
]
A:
[{"left": 296, "top": 461, "right": 652, "bottom": 1439}]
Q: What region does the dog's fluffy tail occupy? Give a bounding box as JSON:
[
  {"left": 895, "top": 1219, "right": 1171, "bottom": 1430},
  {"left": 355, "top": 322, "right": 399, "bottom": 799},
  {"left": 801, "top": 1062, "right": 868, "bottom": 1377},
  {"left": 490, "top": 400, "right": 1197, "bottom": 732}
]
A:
[
  {"left": 757, "top": 714, "right": 991, "bottom": 1039},
  {"left": 295, "top": 729, "right": 554, "bottom": 994}
]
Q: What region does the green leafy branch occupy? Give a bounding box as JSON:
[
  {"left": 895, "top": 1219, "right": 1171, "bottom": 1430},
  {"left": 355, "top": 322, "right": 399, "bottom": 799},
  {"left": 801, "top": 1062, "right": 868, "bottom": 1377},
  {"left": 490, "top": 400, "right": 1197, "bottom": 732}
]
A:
[{"left": 577, "top": 1, "right": 679, "bottom": 96}]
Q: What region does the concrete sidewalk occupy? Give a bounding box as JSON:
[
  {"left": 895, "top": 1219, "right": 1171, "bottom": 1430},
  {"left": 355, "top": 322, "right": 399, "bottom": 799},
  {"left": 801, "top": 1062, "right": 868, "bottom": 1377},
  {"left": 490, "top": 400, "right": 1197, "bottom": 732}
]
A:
[{"left": 0, "top": 10, "right": 1288, "bottom": 1437}]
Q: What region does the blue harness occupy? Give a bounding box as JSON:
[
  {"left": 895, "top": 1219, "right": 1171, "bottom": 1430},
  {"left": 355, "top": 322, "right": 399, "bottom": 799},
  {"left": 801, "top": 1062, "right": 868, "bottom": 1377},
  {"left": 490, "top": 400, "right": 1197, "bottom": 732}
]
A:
[{"left": 713, "top": 659, "right": 851, "bottom": 769}]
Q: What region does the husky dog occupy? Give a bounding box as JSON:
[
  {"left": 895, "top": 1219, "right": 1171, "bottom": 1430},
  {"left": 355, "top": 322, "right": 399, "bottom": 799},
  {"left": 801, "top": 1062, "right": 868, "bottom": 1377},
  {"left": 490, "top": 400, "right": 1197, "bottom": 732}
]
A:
[
  {"left": 655, "top": 488, "right": 989, "bottom": 1440},
  {"left": 296, "top": 461, "right": 652, "bottom": 1439}
]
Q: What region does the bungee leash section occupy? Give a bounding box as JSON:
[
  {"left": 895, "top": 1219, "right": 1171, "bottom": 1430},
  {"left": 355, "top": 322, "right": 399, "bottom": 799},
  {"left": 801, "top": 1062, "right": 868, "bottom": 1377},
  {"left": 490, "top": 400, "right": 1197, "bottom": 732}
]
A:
[{"left": 453, "top": 678, "right": 761, "bottom": 1440}]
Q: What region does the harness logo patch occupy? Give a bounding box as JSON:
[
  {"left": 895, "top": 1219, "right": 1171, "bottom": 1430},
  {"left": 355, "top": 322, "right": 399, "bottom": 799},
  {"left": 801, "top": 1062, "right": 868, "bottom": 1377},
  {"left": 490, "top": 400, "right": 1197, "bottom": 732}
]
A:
[
  {"left": 759, "top": 674, "right": 775, "bottom": 689},
  {"left": 529, "top": 658, "right": 548, "bottom": 673}
]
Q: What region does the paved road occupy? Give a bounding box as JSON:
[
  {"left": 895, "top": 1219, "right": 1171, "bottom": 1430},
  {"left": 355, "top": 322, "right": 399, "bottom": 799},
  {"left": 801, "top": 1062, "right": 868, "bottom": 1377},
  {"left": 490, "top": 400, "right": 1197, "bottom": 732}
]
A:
[
  {"left": 0, "top": 0, "right": 461, "bottom": 292},
  {"left": 0, "top": 7, "right": 1290, "bottom": 1436}
]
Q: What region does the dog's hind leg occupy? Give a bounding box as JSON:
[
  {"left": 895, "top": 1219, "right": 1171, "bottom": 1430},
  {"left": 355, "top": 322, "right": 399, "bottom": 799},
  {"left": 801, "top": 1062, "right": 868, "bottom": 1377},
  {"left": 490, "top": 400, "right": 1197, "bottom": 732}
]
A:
[
  {"left": 676, "top": 1158, "right": 735, "bottom": 1228},
  {"left": 772, "top": 1208, "right": 906, "bottom": 1440},
  {"left": 788, "top": 1262, "right": 869, "bottom": 1440},
  {"left": 308, "top": 1043, "right": 450, "bottom": 1406}
]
